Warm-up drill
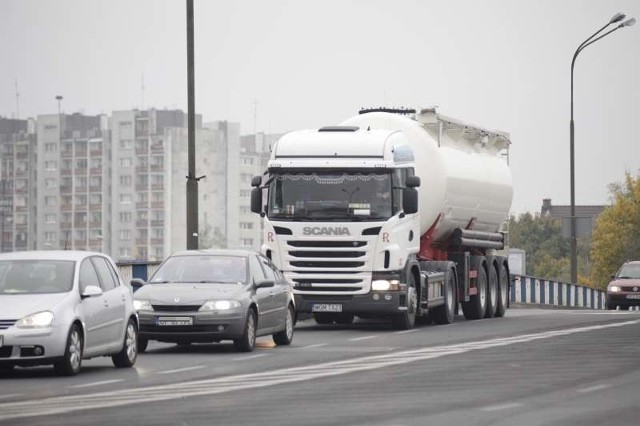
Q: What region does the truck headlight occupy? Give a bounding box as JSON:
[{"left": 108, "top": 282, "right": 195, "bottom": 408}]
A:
[
  {"left": 16, "top": 311, "right": 54, "bottom": 328},
  {"left": 199, "top": 300, "right": 241, "bottom": 312},
  {"left": 608, "top": 285, "right": 622, "bottom": 293},
  {"left": 372, "top": 279, "right": 400, "bottom": 291},
  {"left": 133, "top": 300, "right": 153, "bottom": 311}
]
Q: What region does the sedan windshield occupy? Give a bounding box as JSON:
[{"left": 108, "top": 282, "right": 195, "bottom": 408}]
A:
[
  {"left": 149, "top": 255, "right": 248, "bottom": 284},
  {"left": 0, "top": 260, "right": 75, "bottom": 294},
  {"left": 617, "top": 263, "right": 640, "bottom": 279},
  {"left": 267, "top": 172, "right": 393, "bottom": 221}
]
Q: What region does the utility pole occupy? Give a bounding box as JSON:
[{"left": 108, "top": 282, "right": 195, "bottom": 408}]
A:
[{"left": 185, "top": 0, "right": 203, "bottom": 249}]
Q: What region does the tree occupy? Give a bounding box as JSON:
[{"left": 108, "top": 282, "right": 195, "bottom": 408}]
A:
[
  {"left": 198, "top": 223, "right": 226, "bottom": 249},
  {"left": 590, "top": 173, "right": 640, "bottom": 289}
]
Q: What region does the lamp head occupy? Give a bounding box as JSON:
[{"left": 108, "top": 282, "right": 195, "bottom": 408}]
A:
[
  {"left": 609, "top": 13, "right": 626, "bottom": 24},
  {"left": 621, "top": 17, "right": 636, "bottom": 27}
]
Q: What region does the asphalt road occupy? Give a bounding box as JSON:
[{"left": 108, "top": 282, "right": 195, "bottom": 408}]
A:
[{"left": 1, "top": 307, "right": 639, "bottom": 426}]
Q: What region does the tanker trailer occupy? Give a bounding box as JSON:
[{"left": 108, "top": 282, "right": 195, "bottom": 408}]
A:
[{"left": 250, "top": 107, "right": 513, "bottom": 330}]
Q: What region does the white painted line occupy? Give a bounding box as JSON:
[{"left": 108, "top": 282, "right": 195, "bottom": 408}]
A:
[
  {"left": 158, "top": 366, "right": 205, "bottom": 375},
  {"left": 480, "top": 402, "right": 524, "bottom": 412},
  {"left": 577, "top": 384, "right": 611, "bottom": 394},
  {"left": 349, "top": 335, "right": 377, "bottom": 341},
  {"left": 296, "top": 343, "right": 328, "bottom": 350},
  {"left": 69, "top": 379, "right": 124, "bottom": 389},
  {"left": 1, "top": 318, "right": 638, "bottom": 421},
  {"left": 232, "top": 354, "right": 269, "bottom": 362},
  {"left": 0, "top": 394, "right": 23, "bottom": 401},
  {"left": 394, "top": 329, "right": 418, "bottom": 334}
]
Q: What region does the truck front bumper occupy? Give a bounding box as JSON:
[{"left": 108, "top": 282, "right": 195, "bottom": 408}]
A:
[{"left": 295, "top": 291, "right": 407, "bottom": 316}]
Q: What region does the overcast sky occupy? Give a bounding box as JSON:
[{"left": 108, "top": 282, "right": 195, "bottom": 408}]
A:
[{"left": 1, "top": 0, "right": 638, "bottom": 215}]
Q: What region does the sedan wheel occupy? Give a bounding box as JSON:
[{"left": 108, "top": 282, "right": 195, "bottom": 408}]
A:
[
  {"left": 54, "top": 324, "right": 83, "bottom": 376},
  {"left": 273, "top": 305, "right": 294, "bottom": 345},
  {"left": 234, "top": 309, "right": 257, "bottom": 352},
  {"left": 112, "top": 319, "right": 138, "bottom": 368}
]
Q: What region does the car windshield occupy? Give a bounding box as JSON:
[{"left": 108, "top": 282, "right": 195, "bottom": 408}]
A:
[
  {"left": 0, "top": 260, "right": 75, "bottom": 294},
  {"left": 149, "top": 255, "right": 248, "bottom": 284},
  {"left": 617, "top": 263, "right": 640, "bottom": 279},
  {"left": 267, "top": 171, "right": 394, "bottom": 221}
]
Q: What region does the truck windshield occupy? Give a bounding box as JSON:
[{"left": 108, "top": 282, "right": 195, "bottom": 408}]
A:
[{"left": 267, "top": 172, "right": 393, "bottom": 221}]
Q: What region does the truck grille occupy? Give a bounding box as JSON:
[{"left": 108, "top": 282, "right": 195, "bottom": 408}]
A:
[{"left": 285, "top": 239, "right": 371, "bottom": 294}]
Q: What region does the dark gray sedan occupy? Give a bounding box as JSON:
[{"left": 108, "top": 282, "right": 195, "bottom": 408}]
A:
[{"left": 132, "top": 249, "right": 295, "bottom": 352}]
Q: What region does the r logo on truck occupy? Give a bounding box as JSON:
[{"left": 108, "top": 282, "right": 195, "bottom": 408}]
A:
[{"left": 303, "top": 227, "right": 351, "bottom": 236}]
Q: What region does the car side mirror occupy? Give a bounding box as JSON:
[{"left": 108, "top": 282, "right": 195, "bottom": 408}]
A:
[
  {"left": 610, "top": 274, "right": 616, "bottom": 279},
  {"left": 402, "top": 188, "right": 418, "bottom": 214},
  {"left": 255, "top": 279, "right": 275, "bottom": 289},
  {"left": 130, "top": 278, "right": 146, "bottom": 292},
  {"left": 81, "top": 285, "right": 103, "bottom": 298}
]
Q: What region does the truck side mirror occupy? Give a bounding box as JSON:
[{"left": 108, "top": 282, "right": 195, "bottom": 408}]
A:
[
  {"left": 251, "top": 176, "right": 262, "bottom": 187},
  {"left": 406, "top": 175, "right": 421, "bottom": 188},
  {"left": 403, "top": 188, "right": 418, "bottom": 214},
  {"left": 251, "top": 187, "right": 263, "bottom": 214}
]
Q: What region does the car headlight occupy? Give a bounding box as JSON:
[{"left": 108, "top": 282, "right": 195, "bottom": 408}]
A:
[
  {"left": 608, "top": 285, "right": 622, "bottom": 293},
  {"left": 372, "top": 279, "right": 400, "bottom": 291},
  {"left": 16, "top": 311, "right": 54, "bottom": 328},
  {"left": 199, "top": 300, "right": 242, "bottom": 312},
  {"left": 133, "top": 300, "right": 153, "bottom": 311}
]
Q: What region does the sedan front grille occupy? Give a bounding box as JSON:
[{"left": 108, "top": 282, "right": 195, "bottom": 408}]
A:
[
  {"left": 151, "top": 305, "right": 201, "bottom": 313},
  {"left": 0, "top": 320, "right": 17, "bottom": 330}
]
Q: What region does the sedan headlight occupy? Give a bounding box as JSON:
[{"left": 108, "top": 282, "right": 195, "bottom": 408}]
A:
[
  {"left": 133, "top": 300, "right": 154, "bottom": 311},
  {"left": 199, "top": 300, "right": 242, "bottom": 312},
  {"left": 372, "top": 279, "right": 400, "bottom": 291},
  {"left": 608, "top": 285, "right": 622, "bottom": 293},
  {"left": 16, "top": 311, "right": 54, "bottom": 328}
]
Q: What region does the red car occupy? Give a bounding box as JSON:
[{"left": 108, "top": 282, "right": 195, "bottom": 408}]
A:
[{"left": 606, "top": 261, "right": 640, "bottom": 310}]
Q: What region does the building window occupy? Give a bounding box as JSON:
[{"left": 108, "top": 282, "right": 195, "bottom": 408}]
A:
[
  {"left": 45, "top": 142, "right": 57, "bottom": 152},
  {"left": 45, "top": 178, "right": 56, "bottom": 189},
  {"left": 119, "top": 212, "right": 132, "bottom": 222},
  {"left": 45, "top": 196, "right": 57, "bottom": 207},
  {"left": 240, "top": 238, "right": 254, "bottom": 247},
  {"left": 44, "top": 125, "right": 57, "bottom": 131},
  {"left": 76, "top": 158, "right": 87, "bottom": 169},
  {"left": 152, "top": 228, "right": 163, "bottom": 239},
  {"left": 241, "top": 157, "right": 254, "bottom": 165},
  {"left": 119, "top": 230, "right": 131, "bottom": 241},
  {"left": 241, "top": 173, "right": 253, "bottom": 183},
  {"left": 90, "top": 176, "right": 101, "bottom": 187},
  {"left": 74, "top": 195, "right": 87, "bottom": 206},
  {"left": 120, "top": 193, "right": 132, "bottom": 204},
  {"left": 240, "top": 190, "right": 251, "bottom": 198},
  {"left": 119, "top": 175, "right": 132, "bottom": 187},
  {"left": 240, "top": 222, "right": 254, "bottom": 230},
  {"left": 119, "top": 139, "right": 133, "bottom": 149},
  {"left": 119, "top": 247, "right": 131, "bottom": 257},
  {"left": 119, "top": 157, "right": 132, "bottom": 167},
  {"left": 45, "top": 160, "right": 58, "bottom": 171},
  {"left": 76, "top": 177, "right": 87, "bottom": 189},
  {"left": 45, "top": 214, "right": 57, "bottom": 224},
  {"left": 89, "top": 194, "right": 101, "bottom": 205},
  {"left": 44, "top": 232, "right": 56, "bottom": 242}
]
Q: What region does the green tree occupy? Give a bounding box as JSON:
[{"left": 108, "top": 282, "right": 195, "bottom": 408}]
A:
[{"left": 591, "top": 173, "right": 640, "bottom": 289}]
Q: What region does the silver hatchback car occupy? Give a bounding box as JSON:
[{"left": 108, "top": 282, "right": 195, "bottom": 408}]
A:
[
  {"left": 133, "top": 249, "right": 295, "bottom": 352},
  {"left": 0, "top": 251, "right": 138, "bottom": 376}
]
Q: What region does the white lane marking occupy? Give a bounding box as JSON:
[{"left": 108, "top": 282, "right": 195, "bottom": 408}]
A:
[
  {"left": 480, "top": 402, "right": 524, "bottom": 412},
  {"left": 577, "top": 384, "right": 611, "bottom": 394},
  {"left": 0, "top": 394, "right": 23, "bottom": 401},
  {"left": 158, "top": 366, "right": 205, "bottom": 375},
  {"left": 1, "top": 318, "right": 638, "bottom": 421},
  {"left": 296, "top": 343, "right": 328, "bottom": 350},
  {"left": 349, "top": 335, "right": 377, "bottom": 341},
  {"left": 69, "top": 379, "right": 125, "bottom": 389},
  {"left": 232, "top": 354, "right": 269, "bottom": 362},
  {"left": 394, "top": 329, "right": 418, "bottom": 334}
]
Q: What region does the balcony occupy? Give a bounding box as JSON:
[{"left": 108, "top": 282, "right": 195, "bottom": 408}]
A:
[
  {"left": 89, "top": 204, "right": 102, "bottom": 211},
  {"left": 151, "top": 238, "right": 163, "bottom": 245},
  {"left": 136, "top": 165, "right": 148, "bottom": 173},
  {"left": 136, "top": 238, "right": 148, "bottom": 245},
  {"left": 60, "top": 221, "right": 72, "bottom": 229},
  {"left": 136, "top": 220, "right": 148, "bottom": 228},
  {"left": 150, "top": 220, "right": 163, "bottom": 227},
  {"left": 135, "top": 185, "right": 148, "bottom": 192},
  {"left": 75, "top": 221, "right": 87, "bottom": 228},
  {"left": 75, "top": 149, "right": 88, "bottom": 157},
  {"left": 135, "top": 148, "right": 149, "bottom": 155},
  {"left": 150, "top": 201, "right": 164, "bottom": 209},
  {"left": 61, "top": 203, "right": 72, "bottom": 212},
  {"left": 89, "top": 149, "right": 102, "bottom": 156},
  {"left": 74, "top": 168, "right": 88, "bottom": 175},
  {"left": 89, "top": 221, "right": 102, "bottom": 228},
  {"left": 150, "top": 165, "right": 163, "bottom": 173},
  {"left": 136, "top": 202, "right": 148, "bottom": 209},
  {"left": 61, "top": 169, "right": 72, "bottom": 176},
  {"left": 61, "top": 151, "right": 73, "bottom": 158},
  {"left": 60, "top": 185, "right": 72, "bottom": 194},
  {"left": 150, "top": 184, "right": 164, "bottom": 191},
  {"left": 89, "top": 186, "right": 101, "bottom": 192},
  {"left": 89, "top": 168, "right": 102, "bottom": 175}
]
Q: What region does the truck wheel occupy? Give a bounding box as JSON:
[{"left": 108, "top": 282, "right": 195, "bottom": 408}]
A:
[
  {"left": 392, "top": 275, "right": 417, "bottom": 330},
  {"left": 484, "top": 262, "right": 498, "bottom": 318},
  {"left": 462, "top": 259, "right": 487, "bottom": 320},
  {"left": 431, "top": 269, "right": 456, "bottom": 325},
  {"left": 495, "top": 261, "right": 509, "bottom": 317}
]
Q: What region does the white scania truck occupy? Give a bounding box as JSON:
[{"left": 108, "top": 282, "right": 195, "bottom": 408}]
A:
[{"left": 250, "top": 107, "right": 513, "bottom": 329}]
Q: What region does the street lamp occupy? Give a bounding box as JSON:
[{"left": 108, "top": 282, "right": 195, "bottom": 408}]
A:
[{"left": 570, "top": 13, "right": 635, "bottom": 284}]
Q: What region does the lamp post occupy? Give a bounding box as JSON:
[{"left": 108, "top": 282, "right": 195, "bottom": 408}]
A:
[{"left": 570, "top": 13, "right": 635, "bottom": 284}]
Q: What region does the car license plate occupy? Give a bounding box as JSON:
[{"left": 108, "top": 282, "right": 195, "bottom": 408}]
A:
[
  {"left": 311, "top": 304, "right": 343, "bottom": 313},
  {"left": 626, "top": 294, "right": 640, "bottom": 300},
  {"left": 157, "top": 316, "right": 193, "bottom": 326}
]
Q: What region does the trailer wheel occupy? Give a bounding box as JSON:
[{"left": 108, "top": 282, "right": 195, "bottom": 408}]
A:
[
  {"left": 462, "top": 258, "right": 487, "bottom": 320},
  {"left": 391, "top": 275, "right": 417, "bottom": 330},
  {"left": 430, "top": 268, "right": 455, "bottom": 325},
  {"left": 495, "top": 261, "right": 509, "bottom": 317},
  {"left": 484, "top": 262, "right": 498, "bottom": 318}
]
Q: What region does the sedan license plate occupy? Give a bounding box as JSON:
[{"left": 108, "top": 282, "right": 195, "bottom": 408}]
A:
[
  {"left": 626, "top": 294, "right": 640, "bottom": 300},
  {"left": 311, "top": 303, "right": 343, "bottom": 313},
  {"left": 157, "top": 316, "right": 193, "bottom": 326}
]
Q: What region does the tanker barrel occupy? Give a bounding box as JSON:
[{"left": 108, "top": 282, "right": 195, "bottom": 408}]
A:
[
  {"left": 455, "top": 229, "right": 504, "bottom": 242},
  {"left": 453, "top": 238, "right": 504, "bottom": 250},
  {"left": 450, "top": 228, "right": 504, "bottom": 250}
]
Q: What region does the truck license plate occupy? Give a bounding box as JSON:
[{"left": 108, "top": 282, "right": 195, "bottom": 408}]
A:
[
  {"left": 157, "top": 317, "right": 193, "bottom": 326},
  {"left": 312, "top": 304, "right": 343, "bottom": 313},
  {"left": 626, "top": 295, "right": 640, "bottom": 300}
]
